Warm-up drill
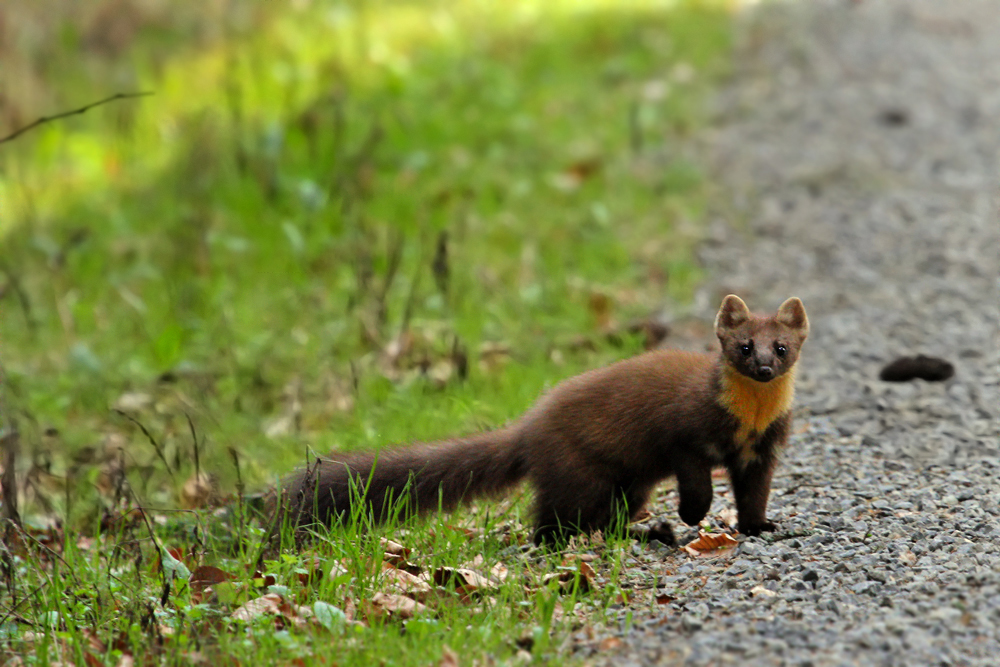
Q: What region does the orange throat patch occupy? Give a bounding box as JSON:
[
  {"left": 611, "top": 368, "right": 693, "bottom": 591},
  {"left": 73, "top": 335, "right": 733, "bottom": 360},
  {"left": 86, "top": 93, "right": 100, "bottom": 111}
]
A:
[{"left": 717, "top": 363, "right": 796, "bottom": 453}]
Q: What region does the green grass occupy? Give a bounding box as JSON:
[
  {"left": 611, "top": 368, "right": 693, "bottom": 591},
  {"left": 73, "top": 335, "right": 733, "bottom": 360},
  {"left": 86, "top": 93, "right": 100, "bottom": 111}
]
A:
[{"left": 0, "top": 0, "right": 734, "bottom": 663}]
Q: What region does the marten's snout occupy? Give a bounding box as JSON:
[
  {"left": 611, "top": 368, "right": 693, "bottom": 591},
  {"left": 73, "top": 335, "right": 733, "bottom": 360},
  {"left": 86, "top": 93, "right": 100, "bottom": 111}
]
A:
[{"left": 756, "top": 366, "right": 774, "bottom": 381}]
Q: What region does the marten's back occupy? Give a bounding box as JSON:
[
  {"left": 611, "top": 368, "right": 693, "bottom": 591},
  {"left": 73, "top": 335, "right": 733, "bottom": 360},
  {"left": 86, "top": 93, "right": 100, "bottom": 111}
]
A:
[{"left": 514, "top": 349, "right": 722, "bottom": 470}]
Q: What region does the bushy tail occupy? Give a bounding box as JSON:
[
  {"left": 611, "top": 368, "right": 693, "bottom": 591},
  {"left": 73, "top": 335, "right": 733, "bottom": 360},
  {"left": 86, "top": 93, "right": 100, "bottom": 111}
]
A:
[{"left": 281, "top": 427, "right": 527, "bottom": 530}]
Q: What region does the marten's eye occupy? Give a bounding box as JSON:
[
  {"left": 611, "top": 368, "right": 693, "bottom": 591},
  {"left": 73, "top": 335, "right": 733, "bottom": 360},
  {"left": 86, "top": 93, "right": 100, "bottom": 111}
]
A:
[
  {"left": 775, "top": 344, "right": 787, "bottom": 358},
  {"left": 740, "top": 342, "right": 753, "bottom": 357}
]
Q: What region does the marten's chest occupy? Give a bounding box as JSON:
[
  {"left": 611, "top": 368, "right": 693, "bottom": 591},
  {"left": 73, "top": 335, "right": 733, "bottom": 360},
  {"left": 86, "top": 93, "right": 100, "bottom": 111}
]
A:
[{"left": 716, "top": 366, "right": 796, "bottom": 457}]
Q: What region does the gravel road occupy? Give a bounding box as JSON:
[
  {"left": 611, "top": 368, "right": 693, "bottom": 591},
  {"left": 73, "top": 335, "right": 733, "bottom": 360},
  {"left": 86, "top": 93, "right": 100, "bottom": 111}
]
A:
[{"left": 591, "top": 1, "right": 1000, "bottom": 664}]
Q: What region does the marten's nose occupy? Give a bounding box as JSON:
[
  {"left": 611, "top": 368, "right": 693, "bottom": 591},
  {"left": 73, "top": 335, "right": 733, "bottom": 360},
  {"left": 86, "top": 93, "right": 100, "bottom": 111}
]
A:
[{"left": 757, "top": 366, "right": 774, "bottom": 380}]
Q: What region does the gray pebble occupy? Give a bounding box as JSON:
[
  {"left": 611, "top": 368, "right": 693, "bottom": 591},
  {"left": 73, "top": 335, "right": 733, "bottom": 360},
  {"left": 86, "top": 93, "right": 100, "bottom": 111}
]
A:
[{"left": 591, "top": 0, "right": 1000, "bottom": 665}]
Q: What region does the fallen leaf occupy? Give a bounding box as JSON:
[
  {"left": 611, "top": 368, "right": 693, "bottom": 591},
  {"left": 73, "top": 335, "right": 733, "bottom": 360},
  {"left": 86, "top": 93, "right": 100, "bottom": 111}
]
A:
[
  {"left": 683, "top": 531, "right": 739, "bottom": 558},
  {"left": 113, "top": 392, "right": 153, "bottom": 412},
  {"left": 490, "top": 561, "right": 509, "bottom": 584},
  {"left": 231, "top": 594, "right": 283, "bottom": 622},
  {"left": 478, "top": 341, "right": 512, "bottom": 374},
  {"left": 433, "top": 567, "right": 497, "bottom": 596},
  {"left": 440, "top": 646, "right": 459, "bottom": 667},
  {"left": 363, "top": 593, "right": 427, "bottom": 620},
  {"left": 427, "top": 359, "right": 454, "bottom": 388},
  {"left": 296, "top": 556, "right": 325, "bottom": 586},
  {"left": 631, "top": 508, "right": 653, "bottom": 522},
  {"left": 717, "top": 508, "right": 739, "bottom": 528},
  {"left": 329, "top": 559, "right": 350, "bottom": 580},
  {"left": 251, "top": 569, "right": 278, "bottom": 589},
  {"left": 542, "top": 559, "right": 595, "bottom": 594},
  {"left": 598, "top": 637, "right": 623, "bottom": 651},
  {"left": 181, "top": 472, "right": 215, "bottom": 508},
  {"left": 263, "top": 415, "right": 295, "bottom": 439},
  {"left": 381, "top": 537, "right": 411, "bottom": 560},
  {"left": 562, "top": 556, "right": 597, "bottom": 589},
  {"left": 231, "top": 593, "right": 313, "bottom": 629},
  {"left": 588, "top": 292, "right": 614, "bottom": 331},
  {"left": 447, "top": 524, "right": 481, "bottom": 540},
  {"left": 190, "top": 565, "right": 236, "bottom": 600},
  {"left": 566, "top": 157, "right": 602, "bottom": 182},
  {"left": 383, "top": 565, "right": 433, "bottom": 600}
]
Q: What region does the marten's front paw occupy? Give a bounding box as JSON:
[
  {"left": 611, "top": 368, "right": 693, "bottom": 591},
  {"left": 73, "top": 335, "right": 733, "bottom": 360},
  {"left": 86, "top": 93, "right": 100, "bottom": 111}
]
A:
[{"left": 738, "top": 521, "right": 777, "bottom": 537}]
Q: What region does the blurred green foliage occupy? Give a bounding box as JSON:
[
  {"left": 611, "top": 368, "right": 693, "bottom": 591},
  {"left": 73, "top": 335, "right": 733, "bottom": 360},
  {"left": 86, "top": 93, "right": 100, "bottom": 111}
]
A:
[
  {"left": 0, "top": 0, "right": 731, "bottom": 508},
  {"left": 0, "top": 1, "right": 735, "bottom": 664}
]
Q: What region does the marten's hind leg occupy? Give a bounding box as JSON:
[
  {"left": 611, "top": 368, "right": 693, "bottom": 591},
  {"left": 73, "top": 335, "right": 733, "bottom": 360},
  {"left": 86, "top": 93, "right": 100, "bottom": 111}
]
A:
[{"left": 531, "top": 477, "right": 654, "bottom": 546}]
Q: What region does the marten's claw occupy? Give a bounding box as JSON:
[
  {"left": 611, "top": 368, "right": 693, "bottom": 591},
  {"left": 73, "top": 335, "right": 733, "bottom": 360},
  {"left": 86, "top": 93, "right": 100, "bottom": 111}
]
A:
[{"left": 738, "top": 520, "right": 777, "bottom": 536}]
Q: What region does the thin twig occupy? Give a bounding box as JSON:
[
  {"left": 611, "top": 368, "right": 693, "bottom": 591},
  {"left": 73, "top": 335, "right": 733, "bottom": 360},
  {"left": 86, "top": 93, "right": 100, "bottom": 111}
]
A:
[
  {"left": 0, "top": 92, "right": 153, "bottom": 145},
  {"left": 0, "top": 581, "right": 48, "bottom": 629},
  {"left": 185, "top": 412, "right": 200, "bottom": 482},
  {"left": 228, "top": 447, "right": 246, "bottom": 557},
  {"left": 113, "top": 409, "right": 176, "bottom": 483},
  {"left": 0, "top": 266, "right": 35, "bottom": 332}
]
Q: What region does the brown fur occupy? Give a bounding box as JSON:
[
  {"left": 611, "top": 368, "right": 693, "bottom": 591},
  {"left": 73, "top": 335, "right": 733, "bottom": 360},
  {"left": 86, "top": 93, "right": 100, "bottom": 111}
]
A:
[{"left": 281, "top": 295, "right": 809, "bottom": 545}]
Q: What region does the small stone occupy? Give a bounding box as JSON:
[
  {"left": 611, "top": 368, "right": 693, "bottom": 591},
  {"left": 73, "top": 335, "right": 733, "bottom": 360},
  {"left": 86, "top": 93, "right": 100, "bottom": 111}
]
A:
[
  {"left": 867, "top": 570, "right": 887, "bottom": 584},
  {"left": 681, "top": 614, "right": 703, "bottom": 632}
]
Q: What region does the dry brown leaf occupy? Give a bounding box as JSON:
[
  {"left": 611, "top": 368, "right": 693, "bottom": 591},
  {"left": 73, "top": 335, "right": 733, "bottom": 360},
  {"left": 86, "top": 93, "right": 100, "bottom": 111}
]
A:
[
  {"left": 113, "top": 392, "right": 153, "bottom": 412},
  {"left": 230, "top": 593, "right": 314, "bottom": 629},
  {"left": 631, "top": 508, "right": 653, "bottom": 522},
  {"left": 231, "top": 593, "right": 283, "bottom": 622},
  {"left": 191, "top": 565, "right": 236, "bottom": 603},
  {"left": 440, "top": 646, "right": 459, "bottom": 667},
  {"left": 717, "top": 508, "right": 739, "bottom": 528},
  {"left": 478, "top": 341, "right": 512, "bottom": 373},
  {"left": 433, "top": 567, "right": 497, "bottom": 596},
  {"left": 343, "top": 597, "right": 359, "bottom": 623},
  {"left": 427, "top": 360, "right": 454, "bottom": 388},
  {"left": 381, "top": 537, "right": 411, "bottom": 561},
  {"left": 82, "top": 628, "right": 106, "bottom": 654},
  {"left": 588, "top": 292, "right": 614, "bottom": 331},
  {"left": 565, "top": 157, "right": 602, "bottom": 183},
  {"left": 296, "top": 556, "right": 325, "bottom": 586},
  {"left": 562, "top": 556, "right": 597, "bottom": 590},
  {"left": 542, "top": 563, "right": 594, "bottom": 594},
  {"left": 383, "top": 564, "right": 433, "bottom": 600},
  {"left": 364, "top": 593, "right": 427, "bottom": 620},
  {"left": 683, "top": 531, "right": 739, "bottom": 558},
  {"left": 447, "top": 524, "right": 481, "bottom": 540},
  {"left": 275, "top": 598, "right": 312, "bottom": 629},
  {"left": 490, "top": 561, "right": 509, "bottom": 584},
  {"left": 598, "top": 637, "right": 623, "bottom": 651},
  {"left": 251, "top": 569, "right": 278, "bottom": 589},
  {"left": 329, "top": 559, "right": 350, "bottom": 579},
  {"left": 191, "top": 565, "right": 236, "bottom": 591},
  {"left": 750, "top": 585, "right": 777, "bottom": 598},
  {"left": 181, "top": 472, "right": 215, "bottom": 508}
]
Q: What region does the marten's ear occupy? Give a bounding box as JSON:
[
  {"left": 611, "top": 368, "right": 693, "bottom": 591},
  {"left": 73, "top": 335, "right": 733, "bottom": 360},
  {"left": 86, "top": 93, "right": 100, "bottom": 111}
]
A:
[
  {"left": 776, "top": 297, "right": 809, "bottom": 338},
  {"left": 715, "top": 294, "right": 751, "bottom": 336}
]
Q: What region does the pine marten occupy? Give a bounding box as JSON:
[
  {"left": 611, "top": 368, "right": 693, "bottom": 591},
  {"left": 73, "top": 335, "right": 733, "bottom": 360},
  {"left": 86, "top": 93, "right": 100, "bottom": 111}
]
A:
[{"left": 281, "top": 295, "right": 809, "bottom": 545}]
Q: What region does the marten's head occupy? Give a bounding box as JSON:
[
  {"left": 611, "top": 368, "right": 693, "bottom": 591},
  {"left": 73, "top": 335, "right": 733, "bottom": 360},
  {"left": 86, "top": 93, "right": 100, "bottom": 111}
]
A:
[{"left": 714, "top": 295, "right": 809, "bottom": 383}]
